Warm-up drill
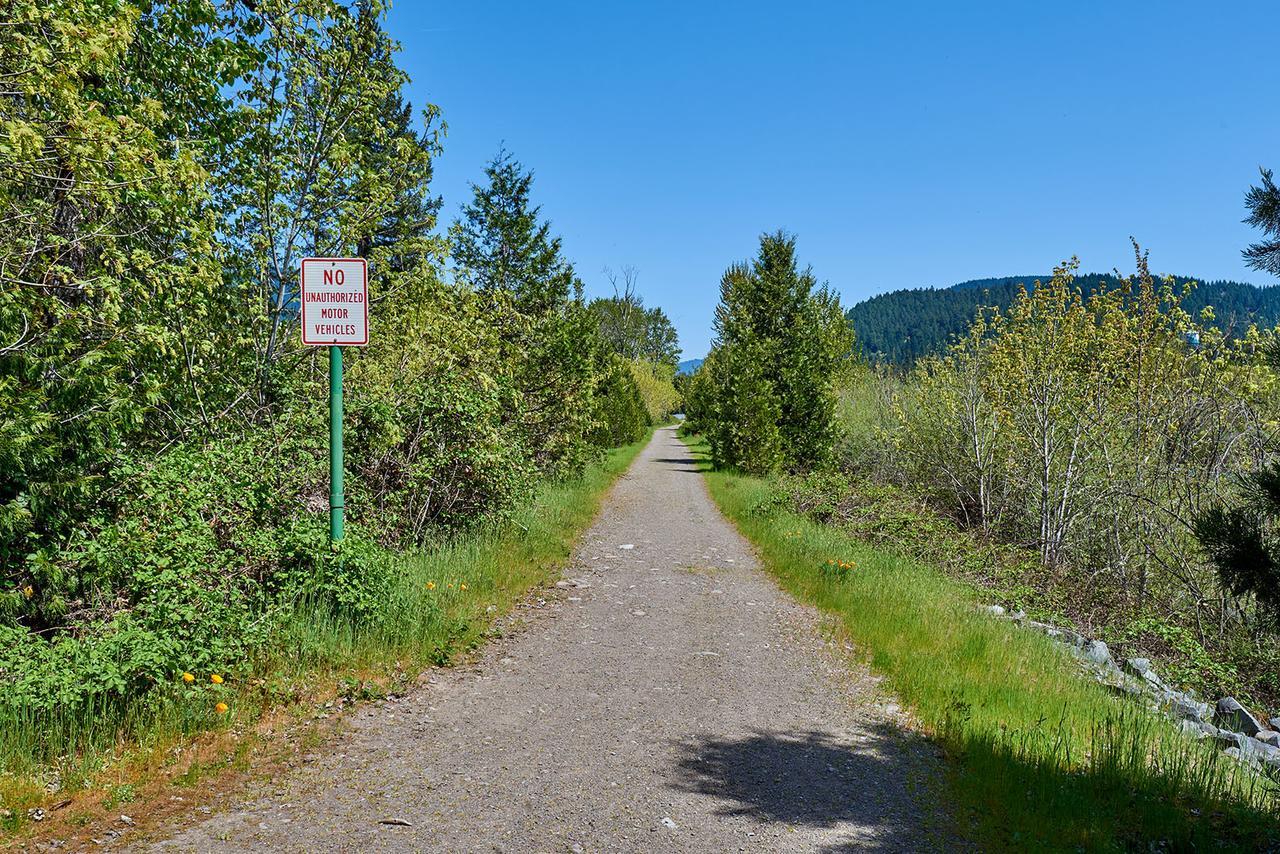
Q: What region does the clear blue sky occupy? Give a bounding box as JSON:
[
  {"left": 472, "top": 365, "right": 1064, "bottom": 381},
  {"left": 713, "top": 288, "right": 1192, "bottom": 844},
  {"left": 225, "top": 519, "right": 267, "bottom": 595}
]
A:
[{"left": 387, "top": 0, "right": 1280, "bottom": 360}]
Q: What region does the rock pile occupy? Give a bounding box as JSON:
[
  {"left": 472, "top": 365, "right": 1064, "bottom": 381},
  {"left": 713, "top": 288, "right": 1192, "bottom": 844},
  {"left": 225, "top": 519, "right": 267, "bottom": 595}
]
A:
[{"left": 979, "top": 604, "right": 1280, "bottom": 776}]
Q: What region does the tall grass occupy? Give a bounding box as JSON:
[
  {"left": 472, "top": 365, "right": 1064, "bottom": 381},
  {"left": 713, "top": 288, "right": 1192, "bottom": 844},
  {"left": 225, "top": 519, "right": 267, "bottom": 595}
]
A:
[
  {"left": 0, "top": 434, "right": 650, "bottom": 831},
  {"left": 688, "top": 436, "right": 1279, "bottom": 850}
]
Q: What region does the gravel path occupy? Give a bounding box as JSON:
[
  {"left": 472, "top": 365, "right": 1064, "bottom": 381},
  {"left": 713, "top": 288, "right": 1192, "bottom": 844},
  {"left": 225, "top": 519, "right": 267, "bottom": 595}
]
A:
[{"left": 142, "top": 427, "right": 952, "bottom": 853}]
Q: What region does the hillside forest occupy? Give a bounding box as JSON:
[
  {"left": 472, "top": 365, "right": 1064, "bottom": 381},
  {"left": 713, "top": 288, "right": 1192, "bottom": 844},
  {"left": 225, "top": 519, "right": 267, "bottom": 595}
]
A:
[{"left": 850, "top": 273, "right": 1280, "bottom": 364}]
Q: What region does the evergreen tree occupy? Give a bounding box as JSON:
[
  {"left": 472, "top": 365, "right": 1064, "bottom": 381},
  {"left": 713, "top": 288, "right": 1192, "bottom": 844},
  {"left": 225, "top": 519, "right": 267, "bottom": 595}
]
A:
[
  {"left": 352, "top": 88, "right": 444, "bottom": 273},
  {"left": 1244, "top": 167, "right": 1280, "bottom": 278},
  {"left": 220, "top": 0, "right": 440, "bottom": 378},
  {"left": 695, "top": 232, "right": 853, "bottom": 473},
  {"left": 1193, "top": 172, "right": 1280, "bottom": 619},
  {"left": 453, "top": 150, "right": 578, "bottom": 314},
  {"left": 453, "top": 151, "right": 595, "bottom": 474},
  {"left": 1193, "top": 464, "right": 1280, "bottom": 622},
  {"left": 848, "top": 272, "right": 1280, "bottom": 365}
]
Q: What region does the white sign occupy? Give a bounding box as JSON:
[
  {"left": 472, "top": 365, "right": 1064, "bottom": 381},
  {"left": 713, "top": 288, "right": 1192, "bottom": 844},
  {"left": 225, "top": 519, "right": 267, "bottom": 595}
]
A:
[{"left": 300, "top": 257, "right": 368, "bottom": 346}]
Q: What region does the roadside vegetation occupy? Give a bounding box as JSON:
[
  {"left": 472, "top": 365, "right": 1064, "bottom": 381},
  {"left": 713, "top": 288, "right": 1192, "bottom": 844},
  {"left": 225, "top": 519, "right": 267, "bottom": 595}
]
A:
[
  {"left": 684, "top": 225, "right": 1280, "bottom": 845},
  {"left": 0, "top": 434, "right": 648, "bottom": 839},
  {"left": 690, "top": 440, "right": 1278, "bottom": 849},
  {"left": 832, "top": 250, "right": 1280, "bottom": 713},
  {"left": 0, "top": 0, "right": 677, "bottom": 832}
]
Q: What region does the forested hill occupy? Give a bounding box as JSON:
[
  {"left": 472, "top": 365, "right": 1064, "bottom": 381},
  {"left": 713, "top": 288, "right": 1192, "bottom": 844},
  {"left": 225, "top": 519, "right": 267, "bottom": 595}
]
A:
[
  {"left": 677, "top": 358, "right": 704, "bottom": 375},
  {"left": 849, "top": 274, "right": 1280, "bottom": 364}
]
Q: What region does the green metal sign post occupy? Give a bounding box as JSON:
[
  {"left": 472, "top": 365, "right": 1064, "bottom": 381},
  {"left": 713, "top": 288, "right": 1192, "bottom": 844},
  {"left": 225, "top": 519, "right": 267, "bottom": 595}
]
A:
[
  {"left": 329, "top": 345, "right": 344, "bottom": 544},
  {"left": 299, "top": 257, "right": 367, "bottom": 549}
]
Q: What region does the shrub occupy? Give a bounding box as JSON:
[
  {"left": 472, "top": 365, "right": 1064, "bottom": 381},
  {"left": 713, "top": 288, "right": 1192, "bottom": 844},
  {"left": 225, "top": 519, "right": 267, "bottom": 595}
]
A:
[
  {"left": 627, "top": 359, "right": 680, "bottom": 423},
  {"left": 591, "top": 357, "right": 649, "bottom": 448},
  {"left": 0, "top": 431, "right": 400, "bottom": 719},
  {"left": 834, "top": 249, "right": 1280, "bottom": 706}
]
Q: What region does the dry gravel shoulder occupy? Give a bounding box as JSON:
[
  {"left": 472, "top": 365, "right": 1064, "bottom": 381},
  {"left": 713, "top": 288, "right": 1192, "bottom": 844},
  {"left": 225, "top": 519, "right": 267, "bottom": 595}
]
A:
[{"left": 137, "top": 427, "right": 953, "bottom": 853}]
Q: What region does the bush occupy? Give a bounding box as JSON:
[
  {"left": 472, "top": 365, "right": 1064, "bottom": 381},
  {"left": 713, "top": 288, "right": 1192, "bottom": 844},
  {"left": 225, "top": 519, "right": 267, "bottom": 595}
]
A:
[
  {"left": 627, "top": 359, "right": 680, "bottom": 423},
  {"left": 0, "top": 432, "right": 399, "bottom": 719},
  {"left": 591, "top": 357, "right": 649, "bottom": 448},
  {"left": 0, "top": 0, "right": 677, "bottom": 778},
  {"left": 833, "top": 251, "right": 1280, "bottom": 707}
]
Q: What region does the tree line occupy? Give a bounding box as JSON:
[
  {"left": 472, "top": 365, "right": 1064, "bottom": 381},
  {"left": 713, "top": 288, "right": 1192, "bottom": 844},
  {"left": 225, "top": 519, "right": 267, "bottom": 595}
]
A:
[{"left": 0, "top": 1, "right": 677, "bottom": 723}]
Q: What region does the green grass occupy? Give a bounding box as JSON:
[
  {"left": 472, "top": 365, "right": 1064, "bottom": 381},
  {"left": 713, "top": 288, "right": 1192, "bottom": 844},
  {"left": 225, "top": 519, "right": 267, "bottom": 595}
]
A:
[
  {"left": 0, "top": 433, "right": 650, "bottom": 834},
  {"left": 685, "top": 435, "right": 1280, "bottom": 851}
]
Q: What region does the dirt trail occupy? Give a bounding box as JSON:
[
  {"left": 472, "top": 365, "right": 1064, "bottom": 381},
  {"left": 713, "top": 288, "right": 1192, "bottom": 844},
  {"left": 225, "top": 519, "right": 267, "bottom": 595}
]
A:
[{"left": 140, "top": 427, "right": 951, "bottom": 852}]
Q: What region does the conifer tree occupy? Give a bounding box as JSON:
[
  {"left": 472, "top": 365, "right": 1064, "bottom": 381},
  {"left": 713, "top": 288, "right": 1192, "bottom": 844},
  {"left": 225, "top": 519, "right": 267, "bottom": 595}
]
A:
[
  {"left": 695, "top": 232, "right": 853, "bottom": 473},
  {"left": 1194, "top": 170, "right": 1280, "bottom": 620},
  {"left": 1244, "top": 167, "right": 1280, "bottom": 278},
  {"left": 1193, "top": 465, "right": 1280, "bottom": 622},
  {"left": 453, "top": 151, "right": 596, "bottom": 474}
]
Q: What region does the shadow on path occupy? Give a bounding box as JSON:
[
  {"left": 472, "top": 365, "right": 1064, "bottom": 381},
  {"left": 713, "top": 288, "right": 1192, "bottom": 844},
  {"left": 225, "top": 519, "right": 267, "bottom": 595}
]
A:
[
  {"left": 649, "top": 456, "right": 710, "bottom": 473},
  {"left": 669, "top": 727, "right": 940, "bottom": 852}
]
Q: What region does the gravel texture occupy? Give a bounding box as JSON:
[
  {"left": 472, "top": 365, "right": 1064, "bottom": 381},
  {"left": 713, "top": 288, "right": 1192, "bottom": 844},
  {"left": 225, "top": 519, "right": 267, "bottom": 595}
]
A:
[{"left": 139, "top": 427, "right": 952, "bottom": 852}]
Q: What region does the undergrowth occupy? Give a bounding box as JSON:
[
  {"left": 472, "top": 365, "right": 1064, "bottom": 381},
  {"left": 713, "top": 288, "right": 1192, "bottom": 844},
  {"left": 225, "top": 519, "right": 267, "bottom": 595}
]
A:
[
  {"left": 0, "top": 433, "right": 650, "bottom": 839},
  {"left": 772, "top": 469, "right": 1276, "bottom": 713},
  {"left": 686, "top": 435, "right": 1280, "bottom": 851}
]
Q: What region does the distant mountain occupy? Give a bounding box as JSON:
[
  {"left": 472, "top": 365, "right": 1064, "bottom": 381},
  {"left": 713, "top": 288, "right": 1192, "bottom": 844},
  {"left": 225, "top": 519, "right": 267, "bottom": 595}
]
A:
[
  {"left": 950, "top": 275, "right": 1049, "bottom": 291},
  {"left": 847, "top": 273, "right": 1280, "bottom": 365},
  {"left": 677, "top": 358, "right": 704, "bottom": 375}
]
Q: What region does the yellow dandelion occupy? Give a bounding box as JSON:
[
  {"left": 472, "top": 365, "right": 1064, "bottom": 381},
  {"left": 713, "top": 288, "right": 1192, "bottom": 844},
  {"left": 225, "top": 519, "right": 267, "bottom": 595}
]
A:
[
  {"left": 21, "top": 585, "right": 33, "bottom": 599},
  {"left": 460, "top": 583, "right": 468, "bottom": 591},
  {"left": 210, "top": 673, "right": 224, "bottom": 684},
  {"left": 182, "top": 672, "right": 195, "bottom": 683},
  {"left": 827, "top": 559, "right": 835, "bottom": 565},
  {"left": 447, "top": 582, "right": 454, "bottom": 589},
  {"left": 426, "top": 581, "right": 436, "bottom": 590},
  {"left": 215, "top": 702, "right": 229, "bottom": 714}
]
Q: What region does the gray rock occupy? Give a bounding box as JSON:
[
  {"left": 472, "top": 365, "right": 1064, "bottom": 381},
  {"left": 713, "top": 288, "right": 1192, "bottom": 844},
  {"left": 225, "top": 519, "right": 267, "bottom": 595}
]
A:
[
  {"left": 1214, "top": 697, "right": 1263, "bottom": 737},
  {"left": 1055, "top": 628, "right": 1085, "bottom": 647},
  {"left": 1010, "top": 609, "right": 1027, "bottom": 621},
  {"left": 982, "top": 604, "right": 1006, "bottom": 617},
  {"left": 1225, "top": 734, "right": 1279, "bottom": 765},
  {"left": 1271, "top": 716, "right": 1280, "bottom": 731},
  {"left": 1120, "top": 657, "right": 1169, "bottom": 693},
  {"left": 1210, "top": 728, "right": 1241, "bottom": 750},
  {"left": 1162, "top": 692, "right": 1212, "bottom": 723},
  {"left": 1100, "top": 673, "right": 1146, "bottom": 698},
  {"left": 1211, "top": 729, "right": 1279, "bottom": 764},
  {"left": 1223, "top": 746, "right": 1243, "bottom": 762},
  {"left": 1083, "top": 639, "right": 1112, "bottom": 666},
  {"left": 1257, "top": 731, "right": 1280, "bottom": 748},
  {"left": 1178, "top": 719, "right": 1217, "bottom": 740}
]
